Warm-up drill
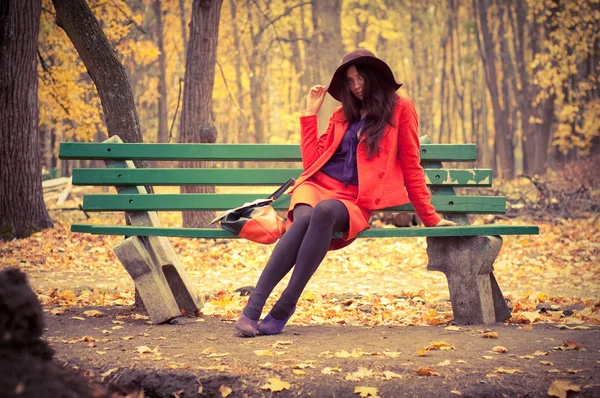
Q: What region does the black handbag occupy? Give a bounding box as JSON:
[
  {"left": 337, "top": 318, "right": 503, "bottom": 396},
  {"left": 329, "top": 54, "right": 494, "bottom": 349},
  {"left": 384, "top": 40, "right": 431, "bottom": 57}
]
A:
[{"left": 210, "top": 178, "right": 295, "bottom": 244}]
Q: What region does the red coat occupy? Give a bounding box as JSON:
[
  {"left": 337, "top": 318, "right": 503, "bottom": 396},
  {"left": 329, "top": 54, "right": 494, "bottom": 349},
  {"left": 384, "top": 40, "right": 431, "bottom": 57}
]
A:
[{"left": 289, "top": 96, "right": 441, "bottom": 227}]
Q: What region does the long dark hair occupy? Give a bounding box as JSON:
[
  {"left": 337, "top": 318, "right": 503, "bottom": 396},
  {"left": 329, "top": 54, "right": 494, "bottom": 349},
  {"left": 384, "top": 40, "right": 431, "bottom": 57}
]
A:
[{"left": 340, "top": 64, "right": 397, "bottom": 159}]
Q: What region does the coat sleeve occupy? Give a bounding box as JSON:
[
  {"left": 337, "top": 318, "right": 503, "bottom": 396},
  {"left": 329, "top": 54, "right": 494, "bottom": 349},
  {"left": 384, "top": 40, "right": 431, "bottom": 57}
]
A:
[
  {"left": 397, "top": 99, "right": 442, "bottom": 227},
  {"left": 299, "top": 113, "right": 334, "bottom": 171}
]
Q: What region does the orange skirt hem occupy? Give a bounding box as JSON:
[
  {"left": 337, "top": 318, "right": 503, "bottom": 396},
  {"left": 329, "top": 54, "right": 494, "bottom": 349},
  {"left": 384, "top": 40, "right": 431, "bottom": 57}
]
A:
[{"left": 285, "top": 171, "right": 372, "bottom": 251}]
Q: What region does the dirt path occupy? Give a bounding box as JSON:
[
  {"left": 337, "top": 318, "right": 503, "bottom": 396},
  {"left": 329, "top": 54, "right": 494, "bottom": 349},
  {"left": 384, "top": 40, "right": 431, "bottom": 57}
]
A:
[{"left": 46, "top": 305, "right": 600, "bottom": 397}]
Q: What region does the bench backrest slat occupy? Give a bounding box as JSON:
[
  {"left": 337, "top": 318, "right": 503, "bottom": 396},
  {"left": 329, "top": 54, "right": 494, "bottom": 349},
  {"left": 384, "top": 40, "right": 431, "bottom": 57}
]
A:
[
  {"left": 59, "top": 143, "right": 477, "bottom": 162},
  {"left": 72, "top": 168, "right": 492, "bottom": 187},
  {"left": 81, "top": 193, "right": 506, "bottom": 213}
]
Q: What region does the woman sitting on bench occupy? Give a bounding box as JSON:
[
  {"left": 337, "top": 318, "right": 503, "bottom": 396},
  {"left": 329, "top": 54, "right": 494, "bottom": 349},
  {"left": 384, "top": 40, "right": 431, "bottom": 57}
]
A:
[{"left": 235, "top": 49, "right": 456, "bottom": 337}]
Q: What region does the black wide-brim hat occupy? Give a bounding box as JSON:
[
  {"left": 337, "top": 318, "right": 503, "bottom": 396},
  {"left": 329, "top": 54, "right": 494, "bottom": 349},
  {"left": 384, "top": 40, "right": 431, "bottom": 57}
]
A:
[{"left": 326, "top": 49, "right": 402, "bottom": 102}]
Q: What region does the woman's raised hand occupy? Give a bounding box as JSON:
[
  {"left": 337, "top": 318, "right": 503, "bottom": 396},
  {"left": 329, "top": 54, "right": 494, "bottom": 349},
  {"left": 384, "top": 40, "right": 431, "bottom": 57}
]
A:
[{"left": 305, "top": 85, "right": 327, "bottom": 116}]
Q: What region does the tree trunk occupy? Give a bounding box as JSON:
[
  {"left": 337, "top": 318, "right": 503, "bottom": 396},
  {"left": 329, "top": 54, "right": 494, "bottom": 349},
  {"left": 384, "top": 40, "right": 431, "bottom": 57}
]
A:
[
  {"left": 178, "top": 0, "right": 189, "bottom": 60},
  {"left": 153, "top": 0, "right": 169, "bottom": 145},
  {"left": 496, "top": 0, "right": 516, "bottom": 177},
  {"left": 438, "top": 2, "right": 452, "bottom": 143},
  {"left": 0, "top": 0, "right": 54, "bottom": 239},
  {"left": 52, "top": 0, "right": 145, "bottom": 145},
  {"left": 511, "top": 0, "right": 536, "bottom": 175},
  {"left": 229, "top": 0, "right": 247, "bottom": 153},
  {"left": 308, "top": 1, "right": 320, "bottom": 84},
  {"left": 179, "top": 0, "right": 223, "bottom": 228},
  {"left": 474, "top": 0, "right": 514, "bottom": 179},
  {"left": 313, "top": 0, "right": 343, "bottom": 135}
]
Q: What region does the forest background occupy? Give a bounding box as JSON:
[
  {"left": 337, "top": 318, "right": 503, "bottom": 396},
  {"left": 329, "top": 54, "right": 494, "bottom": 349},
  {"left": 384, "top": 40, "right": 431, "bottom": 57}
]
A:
[
  {"left": 38, "top": 0, "right": 599, "bottom": 182},
  {"left": 1, "top": 0, "right": 599, "bottom": 237}
]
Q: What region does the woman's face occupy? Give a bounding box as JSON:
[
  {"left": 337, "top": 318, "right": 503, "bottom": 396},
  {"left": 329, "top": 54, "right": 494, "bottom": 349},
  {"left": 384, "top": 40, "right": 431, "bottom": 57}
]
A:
[{"left": 346, "top": 65, "right": 364, "bottom": 100}]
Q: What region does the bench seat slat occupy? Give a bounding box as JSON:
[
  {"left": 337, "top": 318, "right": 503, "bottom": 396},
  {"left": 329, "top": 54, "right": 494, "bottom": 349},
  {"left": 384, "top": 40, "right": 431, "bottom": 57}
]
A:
[
  {"left": 59, "top": 143, "right": 477, "bottom": 161},
  {"left": 71, "top": 224, "right": 539, "bottom": 238},
  {"left": 81, "top": 194, "right": 506, "bottom": 213},
  {"left": 72, "top": 168, "right": 492, "bottom": 187}
]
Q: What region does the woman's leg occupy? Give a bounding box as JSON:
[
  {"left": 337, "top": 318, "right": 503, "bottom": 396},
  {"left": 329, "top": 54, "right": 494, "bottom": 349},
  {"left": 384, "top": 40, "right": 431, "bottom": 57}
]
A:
[
  {"left": 242, "top": 204, "right": 314, "bottom": 320},
  {"left": 269, "top": 199, "right": 349, "bottom": 320}
]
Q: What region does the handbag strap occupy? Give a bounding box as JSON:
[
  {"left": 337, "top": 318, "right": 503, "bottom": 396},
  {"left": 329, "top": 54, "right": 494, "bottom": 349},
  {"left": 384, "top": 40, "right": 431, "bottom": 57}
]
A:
[{"left": 268, "top": 178, "right": 295, "bottom": 201}]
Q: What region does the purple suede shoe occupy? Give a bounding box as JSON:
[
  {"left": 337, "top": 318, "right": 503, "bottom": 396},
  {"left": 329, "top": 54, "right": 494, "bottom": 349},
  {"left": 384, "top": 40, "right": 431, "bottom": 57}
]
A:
[
  {"left": 257, "top": 306, "right": 296, "bottom": 335},
  {"left": 234, "top": 313, "right": 258, "bottom": 337}
]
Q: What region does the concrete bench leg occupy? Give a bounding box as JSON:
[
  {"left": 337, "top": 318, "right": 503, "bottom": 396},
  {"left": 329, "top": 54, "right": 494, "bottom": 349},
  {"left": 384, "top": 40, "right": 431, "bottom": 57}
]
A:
[
  {"left": 102, "top": 135, "right": 203, "bottom": 319},
  {"left": 426, "top": 236, "right": 511, "bottom": 324},
  {"left": 113, "top": 237, "right": 181, "bottom": 324},
  {"left": 145, "top": 236, "right": 202, "bottom": 315}
]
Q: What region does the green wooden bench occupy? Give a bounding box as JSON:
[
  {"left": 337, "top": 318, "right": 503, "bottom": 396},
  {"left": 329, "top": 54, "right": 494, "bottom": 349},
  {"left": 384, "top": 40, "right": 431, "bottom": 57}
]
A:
[{"left": 59, "top": 135, "right": 539, "bottom": 325}]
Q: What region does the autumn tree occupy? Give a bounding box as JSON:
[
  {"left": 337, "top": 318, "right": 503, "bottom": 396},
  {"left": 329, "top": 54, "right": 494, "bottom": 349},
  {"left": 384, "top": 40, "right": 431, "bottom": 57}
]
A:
[
  {"left": 313, "top": 0, "right": 344, "bottom": 134},
  {"left": 179, "top": 0, "right": 223, "bottom": 227},
  {"left": 37, "top": 0, "right": 598, "bottom": 183},
  {"left": 0, "top": 0, "right": 54, "bottom": 239},
  {"left": 153, "top": 0, "right": 169, "bottom": 144},
  {"left": 51, "top": 0, "right": 145, "bottom": 147}
]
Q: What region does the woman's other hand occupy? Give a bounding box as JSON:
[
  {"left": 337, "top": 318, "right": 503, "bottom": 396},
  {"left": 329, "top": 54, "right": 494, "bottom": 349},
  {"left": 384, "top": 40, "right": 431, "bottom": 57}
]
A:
[
  {"left": 434, "top": 219, "right": 458, "bottom": 227},
  {"left": 305, "top": 85, "right": 327, "bottom": 116}
]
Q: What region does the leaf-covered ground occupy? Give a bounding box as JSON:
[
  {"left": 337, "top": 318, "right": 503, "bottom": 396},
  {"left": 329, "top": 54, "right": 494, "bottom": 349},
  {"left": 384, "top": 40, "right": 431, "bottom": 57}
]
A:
[{"left": 2, "top": 206, "right": 599, "bottom": 328}]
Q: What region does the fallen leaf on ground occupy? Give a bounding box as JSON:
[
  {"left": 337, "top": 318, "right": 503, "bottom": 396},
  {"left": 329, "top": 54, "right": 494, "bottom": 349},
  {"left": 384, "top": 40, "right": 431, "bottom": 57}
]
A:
[
  {"left": 444, "top": 326, "right": 461, "bottom": 331},
  {"left": 382, "top": 351, "right": 401, "bottom": 358},
  {"left": 100, "top": 368, "right": 118, "bottom": 378},
  {"left": 335, "top": 349, "right": 364, "bottom": 358},
  {"left": 260, "top": 377, "right": 290, "bottom": 392},
  {"left": 437, "top": 360, "right": 451, "bottom": 366},
  {"left": 292, "top": 370, "right": 305, "bottom": 375},
  {"left": 207, "top": 352, "right": 230, "bottom": 358},
  {"left": 346, "top": 367, "right": 373, "bottom": 381},
  {"left": 201, "top": 347, "right": 214, "bottom": 355},
  {"left": 292, "top": 363, "right": 314, "bottom": 369},
  {"left": 519, "top": 311, "right": 542, "bottom": 323},
  {"left": 354, "top": 386, "right": 380, "bottom": 397},
  {"left": 83, "top": 310, "right": 104, "bottom": 317},
  {"left": 533, "top": 350, "right": 548, "bottom": 356},
  {"left": 425, "top": 341, "right": 455, "bottom": 350},
  {"left": 219, "top": 385, "right": 232, "bottom": 397},
  {"left": 415, "top": 367, "right": 439, "bottom": 376},
  {"left": 567, "top": 369, "right": 583, "bottom": 374},
  {"left": 51, "top": 308, "right": 66, "bottom": 315},
  {"left": 556, "top": 325, "right": 590, "bottom": 330},
  {"left": 482, "top": 331, "right": 499, "bottom": 339},
  {"left": 322, "top": 367, "right": 342, "bottom": 375},
  {"left": 450, "top": 391, "right": 462, "bottom": 396},
  {"left": 519, "top": 325, "right": 534, "bottom": 331},
  {"left": 417, "top": 349, "right": 428, "bottom": 357},
  {"left": 136, "top": 346, "right": 153, "bottom": 354},
  {"left": 495, "top": 367, "right": 523, "bottom": 374},
  {"left": 254, "top": 350, "right": 273, "bottom": 357},
  {"left": 382, "top": 371, "right": 402, "bottom": 380},
  {"left": 563, "top": 340, "right": 582, "bottom": 350},
  {"left": 540, "top": 361, "right": 553, "bottom": 366},
  {"left": 548, "top": 380, "right": 581, "bottom": 398},
  {"left": 492, "top": 346, "right": 508, "bottom": 353}
]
